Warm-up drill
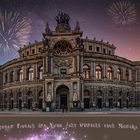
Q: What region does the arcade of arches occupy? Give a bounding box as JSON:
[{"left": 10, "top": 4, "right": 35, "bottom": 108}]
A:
[{"left": 1, "top": 87, "right": 136, "bottom": 111}]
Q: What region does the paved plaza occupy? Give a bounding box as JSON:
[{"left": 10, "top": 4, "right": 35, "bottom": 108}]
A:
[
  {"left": 0, "top": 110, "right": 140, "bottom": 140},
  {"left": 0, "top": 109, "right": 140, "bottom": 116}
]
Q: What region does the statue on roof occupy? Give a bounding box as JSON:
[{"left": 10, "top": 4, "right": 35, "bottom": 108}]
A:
[
  {"left": 75, "top": 21, "right": 80, "bottom": 32},
  {"left": 45, "top": 23, "right": 51, "bottom": 34},
  {"left": 55, "top": 11, "right": 70, "bottom": 24},
  {"left": 55, "top": 11, "right": 71, "bottom": 33}
]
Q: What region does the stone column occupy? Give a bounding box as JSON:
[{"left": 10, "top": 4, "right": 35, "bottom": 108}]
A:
[
  {"left": 51, "top": 81, "right": 54, "bottom": 101},
  {"left": 35, "top": 63, "right": 38, "bottom": 80},
  {"left": 23, "top": 88, "right": 28, "bottom": 109},
  {"left": 42, "top": 83, "right": 46, "bottom": 110},
  {"left": 13, "top": 91, "right": 17, "bottom": 109},
  {"left": 93, "top": 62, "right": 96, "bottom": 80},
  {"left": 23, "top": 65, "right": 27, "bottom": 81},
  {"left": 74, "top": 56, "right": 77, "bottom": 74},
  {"left": 79, "top": 52, "right": 83, "bottom": 76},
  {"left": 7, "top": 93, "right": 10, "bottom": 110},
  {"left": 72, "top": 57, "right": 75, "bottom": 74},
  {"left": 48, "top": 54, "right": 51, "bottom": 74},
  {"left": 136, "top": 69, "right": 138, "bottom": 81},
  {"left": 113, "top": 65, "right": 117, "bottom": 81},
  {"left": 80, "top": 53, "right": 83, "bottom": 75},
  {"left": 33, "top": 63, "right": 36, "bottom": 80},
  {"left": 104, "top": 86, "right": 108, "bottom": 108},
  {"left": 3, "top": 71, "right": 5, "bottom": 84},
  {"left": 80, "top": 80, "right": 84, "bottom": 109},
  {"left": 14, "top": 67, "right": 17, "bottom": 81},
  {"left": 43, "top": 55, "right": 46, "bottom": 73},
  {"left": 45, "top": 82, "right": 48, "bottom": 102},
  {"left": 32, "top": 87, "right": 36, "bottom": 109},
  {"left": 129, "top": 69, "right": 132, "bottom": 81},
  {"left": 51, "top": 53, "right": 53, "bottom": 74},
  {"left": 123, "top": 67, "right": 126, "bottom": 81},
  {"left": 46, "top": 56, "right": 48, "bottom": 73},
  {"left": 94, "top": 87, "right": 97, "bottom": 108},
  {"left": 7, "top": 70, "right": 10, "bottom": 83},
  {"left": 20, "top": 89, "right": 23, "bottom": 109},
  {"left": 103, "top": 63, "right": 107, "bottom": 80},
  {"left": 52, "top": 81, "right": 56, "bottom": 110},
  {"left": 70, "top": 82, "right": 73, "bottom": 108},
  {"left": 77, "top": 55, "right": 80, "bottom": 75},
  {"left": 90, "top": 62, "right": 93, "bottom": 80},
  {"left": 92, "top": 87, "right": 96, "bottom": 108},
  {"left": 13, "top": 68, "right": 15, "bottom": 82},
  {"left": 90, "top": 86, "right": 93, "bottom": 106},
  {"left": 77, "top": 81, "right": 80, "bottom": 101}
]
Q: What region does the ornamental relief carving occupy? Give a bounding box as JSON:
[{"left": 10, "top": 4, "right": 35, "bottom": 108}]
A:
[
  {"left": 54, "top": 59, "right": 73, "bottom": 68},
  {"left": 53, "top": 40, "right": 72, "bottom": 55}
]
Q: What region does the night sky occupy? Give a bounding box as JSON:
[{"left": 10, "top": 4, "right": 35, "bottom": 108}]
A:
[{"left": 0, "top": 0, "right": 140, "bottom": 64}]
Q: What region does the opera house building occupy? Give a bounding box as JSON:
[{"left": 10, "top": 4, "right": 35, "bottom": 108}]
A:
[{"left": 0, "top": 12, "right": 140, "bottom": 111}]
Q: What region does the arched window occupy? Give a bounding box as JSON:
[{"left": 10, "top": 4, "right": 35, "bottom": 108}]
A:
[
  {"left": 83, "top": 64, "right": 90, "bottom": 79},
  {"left": 27, "top": 68, "right": 34, "bottom": 80},
  {"left": 5, "top": 73, "right": 8, "bottom": 83},
  {"left": 126, "top": 70, "right": 129, "bottom": 81},
  {"left": 96, "top": 65, "right": 102, "bottom": 80},
  {"left": 39, "top": 66, "right": 43, "bottom": 80},
  {"left": 84, "top": 89, "right": 90, "bottom": 96},
  {"left": 10, "top": 71, "right": 14, "bottom": 82},
  {"left": 18, "top": 69, "right": 23, "bottom": 82},
  {"left": 47, "top": 82, "right": 52, "bottom": 93},
  {"left": 117, "top": 68, "right": 121, "bottom": 81},
  {"left": 107, "top": 67, "right": 113, "bottom": 80},
  {"left": 109, "top": 90, "right": 113, "bottom": 97},
  {"left": 10, "top": 92, "right": 14, "bottom": 98}
]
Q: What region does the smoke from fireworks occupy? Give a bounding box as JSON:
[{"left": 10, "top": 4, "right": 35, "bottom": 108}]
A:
[
  {"left": 0, "top": 9, "right": 31, "bottom": 56},
  {"left": 108, "top": 0, "right": 137, "bottom": 26}
]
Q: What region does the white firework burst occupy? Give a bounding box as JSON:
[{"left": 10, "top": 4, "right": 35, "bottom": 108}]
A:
[
  {"left": 0, "top": 9, "right": 31, "bottom": 56},
  {"left": 108, "top": 0, "right": 137, "bottom": 26}
]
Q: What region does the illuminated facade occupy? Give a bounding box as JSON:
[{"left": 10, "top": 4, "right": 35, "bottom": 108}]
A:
[{"left": 0, "top": 12, "right": 140, "bottom": 111}]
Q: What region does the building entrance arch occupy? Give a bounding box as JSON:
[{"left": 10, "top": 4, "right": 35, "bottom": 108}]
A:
[
  {"left": 56, "top": 85, "right": 69, "bottom": 109},
  {"left": 26, "top": 92, "right": 33, "bottom": 110},
  {"left": 84, "top": 90, "right": 90, "bottom": 109},
  {"left": 97, "top": 97, "right": 102, "bottom": 109},
  {"left": 108, "top": 98, "right": 113, "bottom": 108}
]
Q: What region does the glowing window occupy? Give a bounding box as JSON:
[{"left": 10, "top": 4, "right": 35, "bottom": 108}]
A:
[
  {"left": 107, "top": 67, "right": 113, "bottom": 80},
  {"left": 83, "top": 65, "right": 90, "bottom": 79},
  {"left": 96, "top": 65, "right": 102, "bottom": 80},
  {"left": 117, "top": 68, "right": 121, "bottom": 81}
]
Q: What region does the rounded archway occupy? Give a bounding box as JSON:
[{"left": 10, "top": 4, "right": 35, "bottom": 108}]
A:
[
  {"left": 96, "top": 90, "right": 103, "bottom": 109},
  {"left": 84, "top": 89, "right": 90, "bottom": 109},
  {"left": 56, "top": 85, "right": 69, "bottom": 109},
  {"left": 38, "top": 91, "right": 43, "bottom": 109},
  {"left": 26, "top": 91, "right": 33, "bottom": 110},
  {"left": 16, "top": 92, "right": 22, "bottom": 110}
]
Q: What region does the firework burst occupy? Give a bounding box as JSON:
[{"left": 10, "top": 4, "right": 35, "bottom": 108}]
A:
[
  {"left": 0, "top": 9, "right": 31, "bottom": 56},
  {"left": 108, "top": 0, "right": 137, "bottom": 26},
  {"left": 6, "top": 127, "right": 87, "bottom": 140}
]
